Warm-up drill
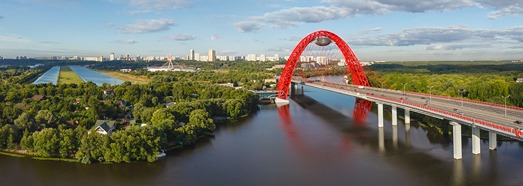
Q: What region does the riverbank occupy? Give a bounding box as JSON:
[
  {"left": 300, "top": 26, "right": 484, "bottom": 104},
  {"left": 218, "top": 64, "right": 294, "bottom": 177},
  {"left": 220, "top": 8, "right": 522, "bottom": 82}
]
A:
[
  {"left": 0, "top": 150, "right": 79, "bottom": 163},
  {"left": 95, "top": 70, "right": 149, "bottom": 84}
]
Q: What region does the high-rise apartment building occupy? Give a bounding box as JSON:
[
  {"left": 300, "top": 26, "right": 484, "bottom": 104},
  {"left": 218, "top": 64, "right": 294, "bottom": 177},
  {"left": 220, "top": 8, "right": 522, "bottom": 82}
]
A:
[
  {"left": 109, "top": 53, "right": 115, "bottom": 61},
  {"left": 189, "top": 49, "right": 195, "bottom": 60},
  {"left": 208, "top": 49, "right": 216, "bottom": 62}
]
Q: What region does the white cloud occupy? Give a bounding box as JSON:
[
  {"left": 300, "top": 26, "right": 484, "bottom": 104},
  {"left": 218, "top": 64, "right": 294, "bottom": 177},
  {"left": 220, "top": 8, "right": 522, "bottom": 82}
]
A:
[
  {"left": 119, "top": 19, "right": 175, "bottom": 34},
  {"left": 119, "top": 0, "right": 192, "bottom": 13},
  {"left": 0, "top": 34, "right": 30, "bottom": 42},
  {"left": 349, "top": 26, "right": 523, "bottom": 47},
  {"left": 424, "top": 44, "right": 490, "bottom": 50},
  {"left": 168, "top": 34, "right": 196, "bottom": 41},
  {"left": 358, "top": 27, "right": 383, "bottom": 35},
  {"left": 255, "top": 6, "right": 354, "bottom": 28},
  {"left": 323, "top": 0, "right": 475, "bottom": 13},
  {"left": 210, "top": 34, "right": 220, "bottom": 41},
  {"left": 234, "top": 21, "right": 262, "bottom": 33},
  {"left": 115, "top": 39, "right": 137, "bottom": 44},
  {"left": 236, "top": 0, "right": 523, "bottom": 32}
]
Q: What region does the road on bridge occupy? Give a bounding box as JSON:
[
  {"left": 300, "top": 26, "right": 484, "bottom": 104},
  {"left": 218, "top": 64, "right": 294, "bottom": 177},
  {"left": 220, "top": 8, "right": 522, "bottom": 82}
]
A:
[{"left": 298, "top": 79, "right": 523, "bottom": 138}]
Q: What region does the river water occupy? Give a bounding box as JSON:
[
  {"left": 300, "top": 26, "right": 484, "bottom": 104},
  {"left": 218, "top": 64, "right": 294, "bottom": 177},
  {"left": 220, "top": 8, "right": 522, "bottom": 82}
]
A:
[
  {"left": 32, "top": 66, "right": 60, "bottom": 85},
  {"left": 2, "top": 85, "right": 523, "bottom": 185},
  {"left": 69, "top": 66, "right": 124, "bottom": 86}
]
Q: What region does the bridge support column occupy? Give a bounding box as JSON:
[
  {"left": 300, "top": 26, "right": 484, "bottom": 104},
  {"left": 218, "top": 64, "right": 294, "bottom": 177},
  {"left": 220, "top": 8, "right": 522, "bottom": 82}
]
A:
[
  {"left": 405, "top": 109, "right": 410, "bottom": 124},
  {"left": 391, "top": 105, "right": 397, "bottom": 126},
  {"left": 451, "top": 121, "right": 462, "bottom": 160},
  {"left": 378, "top": 103, "right": 384, "bottom": 128},
  {"left": 472, "top": 126, "right": 481, "bottom": 155},
  {"left": 489, "top": 132, "right": 497, "bottom": 150}
]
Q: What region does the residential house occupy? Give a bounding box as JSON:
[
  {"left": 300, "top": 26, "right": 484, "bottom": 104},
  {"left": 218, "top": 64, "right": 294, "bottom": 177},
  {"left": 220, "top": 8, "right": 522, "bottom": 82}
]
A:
[
  {"left": 92, "top": 120, "right": 117, "bottom": 135},
  {"left": 32, "top": 95, "right": 45, "bottom": 101}
]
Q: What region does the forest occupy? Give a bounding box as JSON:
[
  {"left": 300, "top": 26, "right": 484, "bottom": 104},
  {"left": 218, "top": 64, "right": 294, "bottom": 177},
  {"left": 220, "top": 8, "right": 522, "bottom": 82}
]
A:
[
  {"left": 366, "top": 62, "right": 523, "bottom": 107},
  {"left": 0, "top": 60, "right": 263, "bottom": 164}
]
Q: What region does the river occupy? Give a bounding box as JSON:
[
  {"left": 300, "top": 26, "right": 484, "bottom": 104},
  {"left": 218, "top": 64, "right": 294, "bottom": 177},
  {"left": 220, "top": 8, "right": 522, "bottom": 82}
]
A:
[
  {"left": 32, "top": 66, "right": 60, "bottom": 85},
  {"left": 2, "top": 85, "right": 523, "bottom": 185},
  {"left": 69, "top": 66, "right": 124, "bottom": 86}
]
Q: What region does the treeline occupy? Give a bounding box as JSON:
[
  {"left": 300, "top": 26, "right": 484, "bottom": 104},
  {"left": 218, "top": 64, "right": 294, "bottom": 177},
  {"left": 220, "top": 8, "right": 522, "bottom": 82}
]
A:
[
  {"left": 371, "top": 62, "right": 523, "bottom": 74},
  {"left": 366, "top": 62, "right": 523, "bottom": 107},
  {"left": 0, "top": 67, "right": 44, "bottom": 84}
]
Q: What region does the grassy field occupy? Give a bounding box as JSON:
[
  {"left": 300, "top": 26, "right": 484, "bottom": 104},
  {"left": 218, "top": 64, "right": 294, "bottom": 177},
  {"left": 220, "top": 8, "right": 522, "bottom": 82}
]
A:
[
  {"left": 96, "top": 70, "right": 150, "bottom": 84},
  {"left": 58, "top": 66, "right": 84, "bottom": 84}
]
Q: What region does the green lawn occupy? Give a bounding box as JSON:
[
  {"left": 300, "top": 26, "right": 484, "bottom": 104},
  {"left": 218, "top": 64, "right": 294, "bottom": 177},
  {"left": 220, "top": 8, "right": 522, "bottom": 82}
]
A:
[{"left": 58, "top": 66, "right": 84, "bottom": 84}]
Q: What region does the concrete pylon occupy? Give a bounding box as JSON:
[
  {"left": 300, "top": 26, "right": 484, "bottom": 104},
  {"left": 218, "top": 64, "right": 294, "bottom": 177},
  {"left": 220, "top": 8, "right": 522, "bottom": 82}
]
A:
[
  {"left": 451, "top": 121, "right": 462, "bottom": 160},
  {"left": 405, "top": 109, "right": 411, "bottom": 124},
  {"left": 472, "top": 126, "right": 481, "bottom": 155},
  {"left": 489, "top": 131, "right": 497, "bottom": 150},
  {"left": 392, "top": 105, "right": 397, "bottom": 126}
]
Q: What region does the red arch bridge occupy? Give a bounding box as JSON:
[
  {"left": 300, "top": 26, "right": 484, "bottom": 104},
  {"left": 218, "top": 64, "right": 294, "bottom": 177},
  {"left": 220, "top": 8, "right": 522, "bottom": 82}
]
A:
[{"left": 275, "top": 30, "right": 523, "bottom": 160}]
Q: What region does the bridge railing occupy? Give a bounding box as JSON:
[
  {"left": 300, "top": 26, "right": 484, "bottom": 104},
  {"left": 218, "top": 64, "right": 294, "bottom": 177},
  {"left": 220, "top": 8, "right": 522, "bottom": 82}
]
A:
[
  {"left": 302, "top": 78, "right": 523, "bottom": 112},
  {"left": 407, "top": 91, "right": 523, "bottom": 112},
  {"left": 368, "top": 94, "right": 522, "bottom": 138}
]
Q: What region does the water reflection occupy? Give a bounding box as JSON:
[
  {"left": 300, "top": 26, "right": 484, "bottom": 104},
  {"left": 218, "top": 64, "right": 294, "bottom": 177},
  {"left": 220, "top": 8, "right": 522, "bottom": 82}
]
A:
[
  {"left": 392, "top": 125, "right": 398, "bottom": 149},
  {"left": 379, "top": 127, "right": 385, "bottom": 154}
]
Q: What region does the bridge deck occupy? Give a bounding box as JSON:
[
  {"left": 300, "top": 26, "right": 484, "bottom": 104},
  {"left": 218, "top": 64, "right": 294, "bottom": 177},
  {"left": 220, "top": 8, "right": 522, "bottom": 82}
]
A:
[{"left": 297, "top": 79, "right": 523, "bottom": 140}]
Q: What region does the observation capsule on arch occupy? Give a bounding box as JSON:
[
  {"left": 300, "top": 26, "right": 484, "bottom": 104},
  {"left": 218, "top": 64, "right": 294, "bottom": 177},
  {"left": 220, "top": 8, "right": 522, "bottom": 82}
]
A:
[{"left": 314, "top": 36, "right": 332, "bottom": 46}]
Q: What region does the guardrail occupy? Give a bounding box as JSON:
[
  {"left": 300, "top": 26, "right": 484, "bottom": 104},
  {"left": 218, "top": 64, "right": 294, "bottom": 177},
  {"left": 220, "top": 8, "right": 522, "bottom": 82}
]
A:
[
  {"left": 368, "top": 94, "right": 522, "bottom": 138},
  {"left": 407, "top": 91, "right": 523, "bottom": 112}
]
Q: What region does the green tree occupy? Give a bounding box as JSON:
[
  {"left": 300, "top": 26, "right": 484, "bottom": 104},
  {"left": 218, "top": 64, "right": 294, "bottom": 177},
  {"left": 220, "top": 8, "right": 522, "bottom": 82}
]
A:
[
  {"left": 14, "top": 112, "right": 36, "bottom": 132},
  {"left": 151, "top": 108, "right": 175, "bottom": 126},
  {"left": 32, "top": 128, "right": 60, "bottom": 157},
  {"left": 35, "top": 110, "right": 58, "bottom": 129},
  {"left": 188, "top": 109, "right": 215, "bottom": 133}
]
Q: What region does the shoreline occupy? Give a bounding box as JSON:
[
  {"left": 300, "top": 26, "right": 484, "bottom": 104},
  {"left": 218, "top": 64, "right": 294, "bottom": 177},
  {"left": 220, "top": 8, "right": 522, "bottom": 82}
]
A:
[{"left": 0, "top": 151, "right": 80, "bottom": 163}]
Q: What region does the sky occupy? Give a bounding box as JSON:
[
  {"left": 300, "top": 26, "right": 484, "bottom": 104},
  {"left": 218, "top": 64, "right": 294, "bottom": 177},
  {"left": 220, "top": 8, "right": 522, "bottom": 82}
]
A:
[{"left": 0, "top": 0, "right": 522, "bottom": 61}]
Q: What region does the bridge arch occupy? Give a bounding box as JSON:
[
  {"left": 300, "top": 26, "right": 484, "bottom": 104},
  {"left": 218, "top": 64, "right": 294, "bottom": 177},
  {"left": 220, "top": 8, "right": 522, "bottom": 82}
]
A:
[{"left": 276, "top": 30, "right": 370, "bottom": 100}]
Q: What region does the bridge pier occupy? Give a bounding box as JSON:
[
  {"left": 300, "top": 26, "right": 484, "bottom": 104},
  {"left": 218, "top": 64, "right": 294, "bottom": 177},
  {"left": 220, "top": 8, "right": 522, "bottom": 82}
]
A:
[
  {"left": 404, "top": 109, "right": 411, "bottom": 124},
  {"left": 472, "top": 126, "right": 481, "bottom": 155},
  {"left": 378, "top": 103, "right": 384, "bottom": 128},
  {"left": 489, "top": 132, "right": 497, "bottom": 150},
  {"left": 392, "top": 105, "right": 397, "bottom": 126},
  {"left": 451, "top": 121, "right": 462, "bottom": 160}
]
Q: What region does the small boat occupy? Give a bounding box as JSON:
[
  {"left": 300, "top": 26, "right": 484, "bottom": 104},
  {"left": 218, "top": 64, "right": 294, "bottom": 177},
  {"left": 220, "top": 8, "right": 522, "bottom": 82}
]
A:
[{"left": 155, "top": 150, "right": 167, "bottom": 158}]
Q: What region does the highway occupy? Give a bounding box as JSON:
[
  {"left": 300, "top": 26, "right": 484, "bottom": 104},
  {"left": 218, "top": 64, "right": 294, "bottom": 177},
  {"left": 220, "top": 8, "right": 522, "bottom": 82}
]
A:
[{"left": 296, "top": 79, "right": 523, "bottom": 139}]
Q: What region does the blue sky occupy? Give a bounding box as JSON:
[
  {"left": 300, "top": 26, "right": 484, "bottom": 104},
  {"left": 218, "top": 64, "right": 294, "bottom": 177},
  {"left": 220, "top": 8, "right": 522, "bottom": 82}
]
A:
[{"left": 0, "top": 0, "right": 522, "bottom": 61}]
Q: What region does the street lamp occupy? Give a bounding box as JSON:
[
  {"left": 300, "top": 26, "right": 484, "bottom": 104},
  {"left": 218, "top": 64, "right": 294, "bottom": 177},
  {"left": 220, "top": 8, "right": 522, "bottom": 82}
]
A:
[
  {"left": 459, "top": 89, "right": 466, "bottom": 107},
  {"left": 429, "top": 86, "right": 434, "bottom": 102},
  {"left": 402, "top": 83, "right": 409, "bottom": 97},
  {"left": 502, "top": 95, "right": 511, "bottom": 117}
]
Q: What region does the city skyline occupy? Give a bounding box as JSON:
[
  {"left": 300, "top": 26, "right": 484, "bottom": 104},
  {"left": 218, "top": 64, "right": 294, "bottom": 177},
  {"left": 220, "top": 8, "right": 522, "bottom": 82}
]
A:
[{"left": 0, "top": 0, "right": 522, "bottom": 61}]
